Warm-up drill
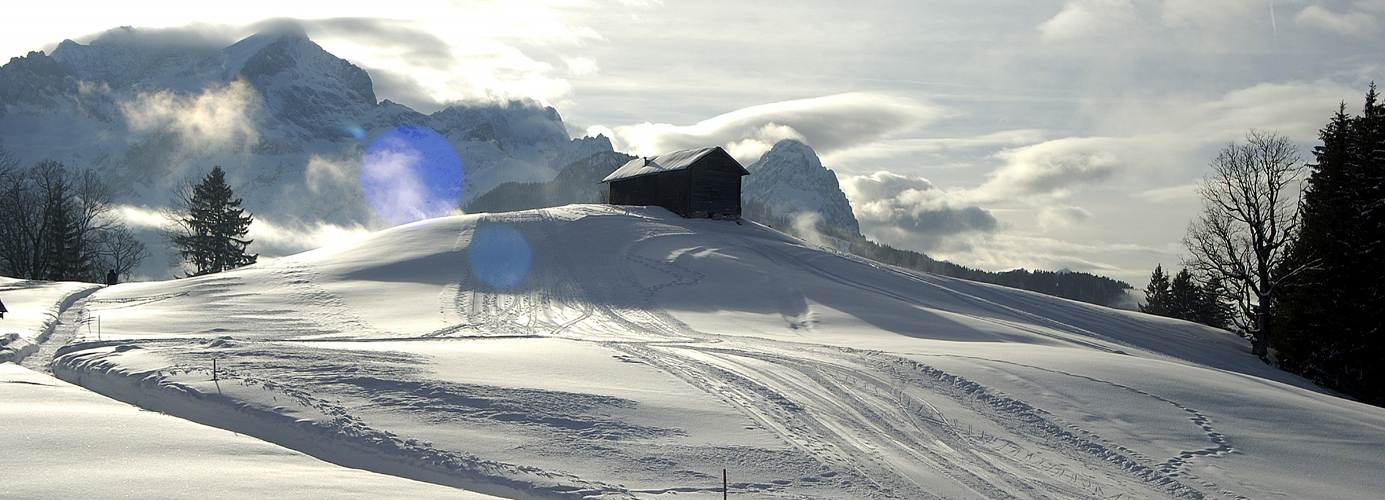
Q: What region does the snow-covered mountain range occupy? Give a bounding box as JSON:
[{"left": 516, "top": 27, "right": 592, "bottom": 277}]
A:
[
  {"left": 0, "top": 26, "right": 607, "bottom": 276},
  {"left": 1, "top": 27, "right": 866, "bottom": 282}
]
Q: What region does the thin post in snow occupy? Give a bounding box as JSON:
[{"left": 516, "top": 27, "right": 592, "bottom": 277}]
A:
[
  {"left": 213, "top": 358, "right": 217, "bottom": 381},
  {"left": 723, "top": 469, "right": 728, "bottom": 499}
]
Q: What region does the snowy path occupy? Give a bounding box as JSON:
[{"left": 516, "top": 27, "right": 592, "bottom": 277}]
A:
[
  {"left": 19, "top": 291, "right": 97, "bottom": 373},
  {"left": 0, "top": 278, "right": 99, "bottom": 365}
]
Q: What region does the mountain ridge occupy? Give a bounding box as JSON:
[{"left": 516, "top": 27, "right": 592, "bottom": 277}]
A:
[{"left": 0, "top": 27, "right": 601, "bottom": 279}]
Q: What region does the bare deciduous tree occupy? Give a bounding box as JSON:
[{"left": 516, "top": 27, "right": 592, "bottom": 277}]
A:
[
  {"left": 93, "top": 225, "right": 149, "bottom": 280},
  {"left": 0, "top": 141, "right": 147, "bottom": 282},
  {"left": 1184, "top": 130, "right": 1309, "bottom": 361}
]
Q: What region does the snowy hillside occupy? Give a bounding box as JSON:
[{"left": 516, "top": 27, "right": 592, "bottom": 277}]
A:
[
  {"left": 0, "top": 363, "right": 499, "bottom": 499},
  {"left": 8, "top": 204, "right": 1382, "bottom": 499}
]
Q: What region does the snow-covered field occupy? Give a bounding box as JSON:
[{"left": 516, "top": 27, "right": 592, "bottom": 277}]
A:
[
  {"left": 7, "top": 204, "right": 1384, "bottom": 499},
  {"left": 0, "top": 363, "right": 500, "bottom": 499}
]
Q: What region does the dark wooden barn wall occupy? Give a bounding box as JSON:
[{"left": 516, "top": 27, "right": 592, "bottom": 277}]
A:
[
  {"left": 689, "top": 162, "right": 742, "bottom": 218},
  {"left": 610, "top": 170, "right": 691, "bottom": 216},
  {"left": 608, "top": 149, "right": 743, "bottom": 219},
  {"left": 610, "top": 175, "right": 657, "bottom": 206}
]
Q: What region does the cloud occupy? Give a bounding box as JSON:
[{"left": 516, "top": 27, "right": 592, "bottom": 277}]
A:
[
  {"left": 1136, "top": 183, "right": 1199, "bottom": 203},
  {"left": 1039, "top": 0, "right": 1137, "bottom": 40},
  {"left": 83, "top": 23, "right": 239, "bottom": 50},
  {"left": 119, "top": 79, "right": 261, "bottom": 151},
  {"left": 564, "top": 57, "right": 599, "bottom": 76},
  {"left": 111, "top": 204, "right": 371, "bottom": 266},
  {"left": 609, "top": 93, "right": 944, "bottom": 163},
  {"left": 247, "top": 217, "right": 372, "bottom": 257},
  {"left": 841, "top": 171, "right": 999, "bottom": 251},
  {"left": 1294, "top": 5, "right": 1379, "bottom": 35},
  {"left": 270, "top": 8, "right": 604, "bottom": 113},
  {"left": 1037, "top": 204, "right": 1095, "bottom": 230},
  {"left": 925, "top": 231, "right": 1156, "bottom": 281},
  {"left": 109, "top": 204, "right": 168, "bottom": 232},
  {"left": 281, "top": 17, "right": 456, "bottom": 67},
  {"left": 831, "top": 78, "right": 1360, "bottom": 281},
  {"left": 305, "top": 155, "right": 357, "bottom": 194},
  {"left": 1179, "top": 80, "right": 1363, "bottom": 140},
  {"left": 359, "top": 143, "right": 452, "bottom": 225},
  {"left": 723, "top": 123, "right": 809, "bottom": 163},
  {"left": 822, "top": 129, "right": 1047, "bottom": 166},
  {"left": 59, "top": 16, "right": 589, "bottom": 115},
  {"left": 838, "top": 135, "right": 1123, "bottom": 255},
  {"left": 980, "top": 138, "right": 1121, "bottom": 199}
]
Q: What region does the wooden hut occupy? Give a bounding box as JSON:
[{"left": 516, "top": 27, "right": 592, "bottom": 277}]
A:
[{"left": 601, "top": 146, "right": 749, "bottom": 220}]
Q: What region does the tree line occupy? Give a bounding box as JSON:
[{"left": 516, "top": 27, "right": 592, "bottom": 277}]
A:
[
  {"left": 0, "top": 142, "right": 256, "bottom": 283},
  {"left": 849, "top": 237, "right": 1132, "bottom": 307},
  {"left": 1142, "top": 85, "right": 1384, "bottom": 407},
  {"left": 0, "top": 151, "right": 147, "bottom": 282}
]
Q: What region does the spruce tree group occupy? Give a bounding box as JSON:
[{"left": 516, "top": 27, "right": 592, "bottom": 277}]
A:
[
  {"left": 1140, "top": 264, "right": 1227, "bottom": 328},
  {"left": 170, "top": 166, "right": 257, "bottom": 276},
  {"left": 1272, "top": 85, "right": 1385, "bottom": 406}
]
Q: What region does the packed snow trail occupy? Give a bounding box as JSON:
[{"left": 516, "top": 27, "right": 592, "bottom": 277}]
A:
[
  {"left": 0, "top": 278, "right": 99, "bottom": 366},
  {"left": 19, "top": 292, "right": 99, "bottom": 373},
  {"left": 48, "top": 206, "right": 1385, "bottom": 499}
]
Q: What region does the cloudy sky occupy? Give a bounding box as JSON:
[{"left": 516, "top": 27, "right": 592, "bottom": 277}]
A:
[{"left": 4, "top": 0, "right": 1382, "bottom": 286}]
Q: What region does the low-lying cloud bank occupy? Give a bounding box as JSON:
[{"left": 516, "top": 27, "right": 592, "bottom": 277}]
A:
[
  {"left": 596, "top": 93, "right": 946, "bottom": 165},
  {"left": 119, "top": 79, "right": 262, "bottom": 152},
  {"left": 111, "top": 204, "right": 373, "bottom": 278},
  {"left": 840, "top": 171, "right": 998, "bottom": 251}
]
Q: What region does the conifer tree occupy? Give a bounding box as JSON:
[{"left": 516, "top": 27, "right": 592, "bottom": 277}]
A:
[
  {"left": 171, "top": 166, "right": 257, "bottom": 276},
  {"left": 1169, "top": 268, "right": 1229, "bottom": 329},
  {"left": 1274, "top": 85, "right": 1385, "bottom": 406},
  {"left": 1168, "top": 268, "right": 1199, "bottom": 321},
  {"left": 42, "top": 190, "right": 86, "bottom": 281},
  {"left": 1141, "top": 264, "right": 1228, "bottom": 329},
  {"left": 1140, "top": 264, "right": 1172, "bottom": 316}
]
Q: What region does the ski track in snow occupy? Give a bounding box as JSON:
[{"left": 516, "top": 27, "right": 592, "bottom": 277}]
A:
[
  {"left": 3, "top": 280, "right": 100, "bottom": 368},
  {"left": 612, "top": 338, "right": 1235, "bottom": 500},
  {"left": 21, "top": 207, "right": 1364, "bottom": 499}
]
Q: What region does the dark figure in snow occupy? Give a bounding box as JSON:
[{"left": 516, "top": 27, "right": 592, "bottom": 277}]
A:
[
  {"left": 105, "top": 269, "right": 118, "bottom": 286},
  {"left": 0, "top": 298, "right": 7, "bottom": 319}
]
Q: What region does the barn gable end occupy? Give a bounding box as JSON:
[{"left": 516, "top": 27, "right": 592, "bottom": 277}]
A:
[{"left": 601, "top": 147, "right": 748, "bottom": 220}]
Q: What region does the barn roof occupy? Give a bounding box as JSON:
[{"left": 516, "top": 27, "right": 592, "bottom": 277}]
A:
[{"left": 600, "top": 146, "right": 747, "bottom": 183}]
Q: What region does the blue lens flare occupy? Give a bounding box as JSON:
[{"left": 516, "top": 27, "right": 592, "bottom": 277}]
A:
[
  {"left": 344, "top": 124, "right": 366, "bottom": 141},
  {"left": 468, "top": 225, "right": 532, "bottom": 289},
  {"left": 360, "top": 125, "right": 464, "bottom": 225}
]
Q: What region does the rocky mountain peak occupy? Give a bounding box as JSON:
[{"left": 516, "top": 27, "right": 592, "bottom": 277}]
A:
[
  {"left": 742, "top": 139, "right": 862, "bottom": 239},
  {"left": 234, "top": 30, "right": 376, "bottom": 104}
]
